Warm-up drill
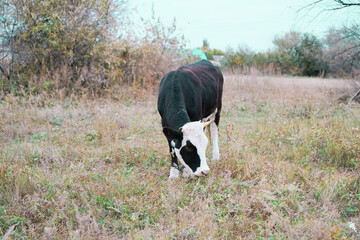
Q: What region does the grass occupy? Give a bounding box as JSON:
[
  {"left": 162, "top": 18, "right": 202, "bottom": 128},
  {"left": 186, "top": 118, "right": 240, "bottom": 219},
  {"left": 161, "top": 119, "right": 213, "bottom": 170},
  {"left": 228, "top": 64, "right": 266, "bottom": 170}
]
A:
[{"left": 0, "top": 74, "right": 360, "bottom": 239}]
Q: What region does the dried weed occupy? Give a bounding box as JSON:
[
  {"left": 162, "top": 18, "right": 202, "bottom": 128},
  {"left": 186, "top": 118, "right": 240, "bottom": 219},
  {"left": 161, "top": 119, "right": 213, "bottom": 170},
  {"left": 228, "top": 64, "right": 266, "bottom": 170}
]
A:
[{"left": 0, "top": 75, "right": 359, "bottom": 239}]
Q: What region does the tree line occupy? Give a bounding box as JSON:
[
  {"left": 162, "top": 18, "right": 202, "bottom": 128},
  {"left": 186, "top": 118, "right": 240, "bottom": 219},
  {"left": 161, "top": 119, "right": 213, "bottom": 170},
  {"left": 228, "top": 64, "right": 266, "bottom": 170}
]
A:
[
  {"left": 0, "top": 0, "right": 359, "bottom": 97},
  {"left": 208, "top": 26, "right": 360, "bottom": 78}
]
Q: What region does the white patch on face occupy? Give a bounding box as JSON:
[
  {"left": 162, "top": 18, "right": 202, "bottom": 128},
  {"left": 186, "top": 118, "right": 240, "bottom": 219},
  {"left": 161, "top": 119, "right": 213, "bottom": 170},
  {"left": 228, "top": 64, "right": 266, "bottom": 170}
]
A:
[
  {"left": 182, "top": 168, "right": 192, "bottom": 178},
  {"left": 174, "top": 121, "right": 210, "bottom": 176}
]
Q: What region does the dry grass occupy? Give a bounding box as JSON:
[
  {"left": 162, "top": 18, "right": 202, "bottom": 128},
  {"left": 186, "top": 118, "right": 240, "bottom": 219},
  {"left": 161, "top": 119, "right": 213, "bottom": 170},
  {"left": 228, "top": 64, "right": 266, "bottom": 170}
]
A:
[
  {"left": 0, "top": 74, "right": 359, "bottom": 239},
  {"left": 223, "top": 74, "right": 356, "bottom": 104}
]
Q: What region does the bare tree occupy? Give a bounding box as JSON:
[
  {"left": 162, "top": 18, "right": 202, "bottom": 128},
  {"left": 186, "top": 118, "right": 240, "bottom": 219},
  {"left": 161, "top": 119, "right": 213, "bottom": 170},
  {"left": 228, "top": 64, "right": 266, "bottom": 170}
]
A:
[
  {"left": 300, "top": 0, "right": 360, "bottom": 102},
  {"left": 325, "top": 0, "right": 360, "bottom": 9},
  {"left": 301, "top": 0, "right": 360, "bottom": 11},
  {"left": 0, "top": 0, "right": 20, "bottom": 92}
]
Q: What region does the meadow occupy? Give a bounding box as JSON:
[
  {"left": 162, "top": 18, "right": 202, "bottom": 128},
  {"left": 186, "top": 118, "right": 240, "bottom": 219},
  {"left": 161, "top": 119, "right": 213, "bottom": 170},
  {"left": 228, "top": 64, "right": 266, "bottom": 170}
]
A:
[{"left": 1, "top": 74, "right": 360, "bottom": 239}]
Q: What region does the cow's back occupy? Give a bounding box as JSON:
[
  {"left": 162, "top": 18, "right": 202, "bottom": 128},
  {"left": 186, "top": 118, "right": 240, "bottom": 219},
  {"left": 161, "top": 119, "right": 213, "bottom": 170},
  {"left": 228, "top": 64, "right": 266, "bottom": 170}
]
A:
[
  {"left": 158, "top": 60, "right": 223, "bottom": 129},
  {"left": 181, "top": 60, "right": 223, "bottom": 117}
]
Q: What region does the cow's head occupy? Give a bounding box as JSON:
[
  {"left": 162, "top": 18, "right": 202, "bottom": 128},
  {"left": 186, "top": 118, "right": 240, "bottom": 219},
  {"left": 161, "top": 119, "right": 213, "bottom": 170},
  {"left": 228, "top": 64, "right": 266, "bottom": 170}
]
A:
[{"left": 163, "top": 120, "right": 213, "bottom": 177}]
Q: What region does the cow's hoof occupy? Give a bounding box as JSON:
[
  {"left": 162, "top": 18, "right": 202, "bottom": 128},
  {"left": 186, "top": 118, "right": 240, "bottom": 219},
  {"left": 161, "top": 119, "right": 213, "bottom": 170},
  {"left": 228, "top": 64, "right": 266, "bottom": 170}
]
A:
[
  {"left": 169, "top": 167, "right": 180, "bottom": 179},
  {"left": 182, "top": 169, "right": 192, "bottom": 178}
]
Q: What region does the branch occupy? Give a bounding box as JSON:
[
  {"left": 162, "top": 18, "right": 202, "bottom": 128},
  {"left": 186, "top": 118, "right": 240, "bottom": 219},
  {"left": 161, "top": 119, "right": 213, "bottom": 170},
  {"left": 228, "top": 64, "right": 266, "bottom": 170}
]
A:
[
  {"left": 347, "top": 88, "right": 360, "bottom": 106},
  {"left": 328, "top": 0, "right": 360, "bottom": 10},
  {"left": 0, "top": 64, "right": 6, "bottom": 76},
  {"left": 335, "top": 44, "right": 360, "bottom": 57},
  {"left": 344, "top": 26, "right": 360, "bottom": 41},
  {"left": 334, "top": 0, "right": 360, "bottom": 7},
  {"left": 297, "top": 0, "right": 324, "bottom": 13},
  {"left": 301, "top": 0, "right": 360, "bottom": 12}
]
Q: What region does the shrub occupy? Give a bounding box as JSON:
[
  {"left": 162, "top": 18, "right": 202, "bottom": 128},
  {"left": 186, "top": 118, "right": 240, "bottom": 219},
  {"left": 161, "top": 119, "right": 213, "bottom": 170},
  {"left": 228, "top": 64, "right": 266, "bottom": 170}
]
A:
[{"left": 0, "top": 0, "right": 188, "bottom": 96}]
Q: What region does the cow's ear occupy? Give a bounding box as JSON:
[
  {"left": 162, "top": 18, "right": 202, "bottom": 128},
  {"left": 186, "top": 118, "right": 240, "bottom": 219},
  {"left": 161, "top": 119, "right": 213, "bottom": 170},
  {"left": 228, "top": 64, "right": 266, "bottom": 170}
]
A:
[{"left": 163, "top": 127, "right": 182, "bottom": 141}]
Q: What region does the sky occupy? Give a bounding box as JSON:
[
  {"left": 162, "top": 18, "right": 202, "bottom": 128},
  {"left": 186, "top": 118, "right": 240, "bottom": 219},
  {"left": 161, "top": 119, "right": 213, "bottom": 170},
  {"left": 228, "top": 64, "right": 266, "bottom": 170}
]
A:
[{"left": 129, "top": 0, "right": 359, "bottom": 52}]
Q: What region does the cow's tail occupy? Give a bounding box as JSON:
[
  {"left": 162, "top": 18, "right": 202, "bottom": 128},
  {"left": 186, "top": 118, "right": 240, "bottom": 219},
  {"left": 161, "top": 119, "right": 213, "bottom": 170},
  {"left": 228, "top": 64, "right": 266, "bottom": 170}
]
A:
[
  {"left": 202, "top": 108, "right": 218, "bottom": 146},
  {"left": 205, "top": 124, "right": 212, "bottom": 146}
]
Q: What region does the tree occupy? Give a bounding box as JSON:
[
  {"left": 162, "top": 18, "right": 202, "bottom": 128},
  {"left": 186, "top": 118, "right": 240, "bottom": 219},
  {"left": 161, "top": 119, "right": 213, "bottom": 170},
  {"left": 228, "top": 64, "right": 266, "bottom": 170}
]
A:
[
  {"left": 303, "top": 0, "right": 360, "bottom": 10},
  {"left": 301, "top": 0, "right": 360, "bottom": 78},
  {"left": 223, "top": 46, "right": 254, "bottom": 74},
  {"left": 202, "top": 38, "right": 210, "bottom": 50},
  {"left": 0, "top": 0, "right": 126, "bottom": 95},
  {"left": 0, "top": 0, "right": 24, "bottom": 91},
  {"left": 253, "top": 52, "right": 268, "bottom": 74},
  {"left": 273, "top": 32, "right": 303, "bottom": 75},
  {"left": 297, "top": 33, "right": 327, "bottom": 76},
  {"left": 206, "top": 48, "right": 225, "bottom": 61},
  {"left": 324, "top": 26, "right": 360, "bottom": 77},
  {"left": 272, "top": 32, "right": 326, "bottom": 76},
  {"left": 119, "top": 12, "right": 187, "bottom": 88}
]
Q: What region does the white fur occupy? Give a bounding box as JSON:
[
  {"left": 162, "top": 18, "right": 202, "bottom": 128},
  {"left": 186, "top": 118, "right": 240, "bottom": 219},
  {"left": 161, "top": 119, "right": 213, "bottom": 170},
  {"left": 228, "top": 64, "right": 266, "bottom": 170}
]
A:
[
  {"left": 210, "top": 122, "right": 220, "bottom": 160},
  {"left": 175, "top": 121, "right": 210, "bottom": 176},
  {"left": 169, "top": 108, "right": 220, "bottom": 178}
]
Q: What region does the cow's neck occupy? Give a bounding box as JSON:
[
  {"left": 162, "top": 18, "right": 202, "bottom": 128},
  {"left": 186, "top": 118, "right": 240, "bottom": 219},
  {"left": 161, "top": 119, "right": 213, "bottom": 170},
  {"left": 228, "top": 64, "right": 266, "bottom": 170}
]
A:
[
  {"left": 170, "top": 107, "right": 190, "bottom": 130},
  {"left": 166, "top": 79, "right": 191, "bottom": 130}
]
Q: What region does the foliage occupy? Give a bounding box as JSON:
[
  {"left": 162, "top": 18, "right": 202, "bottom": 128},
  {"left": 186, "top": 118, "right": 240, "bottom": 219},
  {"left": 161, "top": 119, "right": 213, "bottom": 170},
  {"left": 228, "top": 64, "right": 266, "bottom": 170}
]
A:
[
  {"left": 219, "top": 29, "right": 358, "bottom": 78},
  {"left": 272, "top": 31, "right": 303, "bottom": 75},
  {"left": 0, "top": 0, "right": 125, "bottom": 95},
  {"left": 115, "top": 14, "right": 187, "bottom": 88},
  {"left": 0, "top": 0, "right": 187, "bottom": 96},
  {"left": 297, "top": 33, "right": 327, "bottom": 76},
  {"left": 206, "top": 49, "right": 225, "bottom": 61},
  {"left": 273, "top": 32, "right": 327, "bottom": 76},
  {"left": 202, "top": 38, "right": 210, "bottom": 53},
  {"left": 0, "top": 0, "right": 359, "bottom": 96},
  {"left": 220, "top": 32, "right": 327, "bottom": 76},
  {"left": 223, "top": 46, "right": 254, "bottom": 74},
  {"left": 202, "top": 38, "right": 225, "bottom": 61}
]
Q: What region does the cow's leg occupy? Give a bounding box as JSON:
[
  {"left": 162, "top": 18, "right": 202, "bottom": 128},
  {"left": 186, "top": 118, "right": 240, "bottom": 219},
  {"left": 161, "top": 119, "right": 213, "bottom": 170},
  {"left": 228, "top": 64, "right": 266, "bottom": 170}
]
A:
[
  {"left": 168, "top": 141, "right": 180, "bottom": 179},
  {"left": 210, "top": 122, "right": 220, "bottom": 161}
]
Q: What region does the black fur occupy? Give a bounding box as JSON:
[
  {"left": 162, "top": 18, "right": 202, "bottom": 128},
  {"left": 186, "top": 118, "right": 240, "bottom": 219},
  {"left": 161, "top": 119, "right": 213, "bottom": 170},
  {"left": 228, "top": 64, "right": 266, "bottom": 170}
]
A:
[
  {"left": 180, "top": 141, "right": 200, "bottom": 172},
  {"left": 157, "top": 60, "right": 224, "bottom": 172}
]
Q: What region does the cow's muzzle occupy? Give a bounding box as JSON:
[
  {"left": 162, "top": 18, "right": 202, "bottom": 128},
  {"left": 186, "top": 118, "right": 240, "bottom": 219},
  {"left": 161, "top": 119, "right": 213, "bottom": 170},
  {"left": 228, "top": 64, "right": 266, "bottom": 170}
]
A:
[{"left": 194, "top": 169, "right": 210, "bottom": 177}]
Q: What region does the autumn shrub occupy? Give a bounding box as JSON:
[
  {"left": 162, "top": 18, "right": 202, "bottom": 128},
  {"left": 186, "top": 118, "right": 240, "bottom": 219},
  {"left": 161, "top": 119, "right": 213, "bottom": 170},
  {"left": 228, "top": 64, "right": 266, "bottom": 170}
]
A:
[
  {"left": 111, "top": 16, "right": 188, "bottom": 90},
  {"left": 0, "top": 0, "right": 188, "bottom": 97}
]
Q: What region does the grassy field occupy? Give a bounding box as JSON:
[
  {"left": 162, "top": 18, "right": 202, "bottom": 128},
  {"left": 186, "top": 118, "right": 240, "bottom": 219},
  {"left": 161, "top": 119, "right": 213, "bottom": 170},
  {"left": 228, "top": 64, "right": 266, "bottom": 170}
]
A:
[{"left": 1, "top": 74, "right": 360, "bottom": 239}]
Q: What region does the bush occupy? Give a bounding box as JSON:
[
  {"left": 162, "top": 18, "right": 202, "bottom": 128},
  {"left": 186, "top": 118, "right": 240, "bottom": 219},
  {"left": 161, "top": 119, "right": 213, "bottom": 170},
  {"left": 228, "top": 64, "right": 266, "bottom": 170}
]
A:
[{"left": 0, "top": 0, "right": 187, "bottom": 97}]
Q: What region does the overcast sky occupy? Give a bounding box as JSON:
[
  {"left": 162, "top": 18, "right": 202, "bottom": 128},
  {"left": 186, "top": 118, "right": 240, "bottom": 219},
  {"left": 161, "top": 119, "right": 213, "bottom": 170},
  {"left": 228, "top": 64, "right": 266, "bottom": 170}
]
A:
[{"left": 129, "top": 0, "right": 359, "bottom": 52}]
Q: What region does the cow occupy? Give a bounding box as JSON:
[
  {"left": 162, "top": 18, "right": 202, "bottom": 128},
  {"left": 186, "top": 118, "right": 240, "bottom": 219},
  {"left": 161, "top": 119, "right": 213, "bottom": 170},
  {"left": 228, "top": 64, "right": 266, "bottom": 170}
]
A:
[{"left": 157, "top": 60, "right": 223, "bottom": 178}]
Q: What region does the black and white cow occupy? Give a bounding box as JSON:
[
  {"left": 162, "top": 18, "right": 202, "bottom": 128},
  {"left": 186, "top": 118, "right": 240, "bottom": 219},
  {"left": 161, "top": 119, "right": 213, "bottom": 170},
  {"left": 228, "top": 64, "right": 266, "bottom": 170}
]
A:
[{"left": 157, "top": 60, "right": 223, "bottom": 178}]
